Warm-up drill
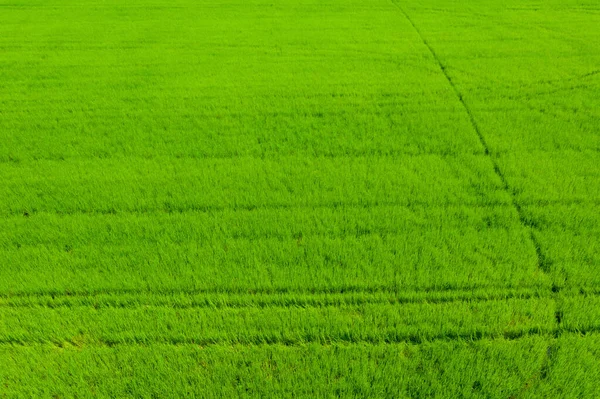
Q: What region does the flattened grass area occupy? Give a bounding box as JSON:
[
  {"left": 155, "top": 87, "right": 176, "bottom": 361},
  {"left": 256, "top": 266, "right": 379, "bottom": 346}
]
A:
[{"left": 0, "top": 0, "right": 598, "bottom": 396}]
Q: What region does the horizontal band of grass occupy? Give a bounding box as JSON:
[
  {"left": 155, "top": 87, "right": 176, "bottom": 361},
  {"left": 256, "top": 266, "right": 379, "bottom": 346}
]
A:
[
  {"left": 0, "top": 155, "right": 513, "bottom": 215},
  {"left": 0, "top": 204, "right": 526, "bottom": 245},
  {"left": 0, "top": 109, "right": 484, "bottom": 161},
  {"left": 1, "top": 233, "right": 545, "bottom": 295},
  {"left": 2, "top": 334, "right": 599, "bottom": 398},
  {"left": 0, "top": 297, "right": 556, "bottom": 346}
]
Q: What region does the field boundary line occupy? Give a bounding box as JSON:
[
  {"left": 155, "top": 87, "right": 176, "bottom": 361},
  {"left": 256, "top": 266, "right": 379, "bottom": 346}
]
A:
[{"left": 389, "top": 1, "right": 549, "bottom": 275}]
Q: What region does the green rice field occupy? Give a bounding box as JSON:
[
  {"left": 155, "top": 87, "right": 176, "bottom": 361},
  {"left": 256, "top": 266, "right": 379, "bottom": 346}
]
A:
[{"left": 1, "top": 0, "right": 599, "bottom": 396}]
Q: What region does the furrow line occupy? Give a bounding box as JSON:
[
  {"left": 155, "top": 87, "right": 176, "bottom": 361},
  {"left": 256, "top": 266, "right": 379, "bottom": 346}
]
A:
[
  {"left": 4, "top": 327, "right": 598, "bottom": 349},
  {"left": 0, "top": 286, "right": 550, "bottom": 301},
  {"left": 4, "top": 289, "right": 599, "bottom": 310},
  {"left": 0, "top": 149, "right": 487, "bottom": 165},
  {"left": 0, "top": 289, "right": 551, "bottom": 309},
  {"left": 3, "top": 198, "right": 598, "bottom": 219},
  {"left": 389, "top": 1, "right": 550, "bottom": 274}
]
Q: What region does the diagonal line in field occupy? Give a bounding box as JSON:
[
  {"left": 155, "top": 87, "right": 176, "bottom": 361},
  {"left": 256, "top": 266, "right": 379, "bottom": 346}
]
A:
[{"left": 389, "top": 1, "right": 550, "bottom": 275}]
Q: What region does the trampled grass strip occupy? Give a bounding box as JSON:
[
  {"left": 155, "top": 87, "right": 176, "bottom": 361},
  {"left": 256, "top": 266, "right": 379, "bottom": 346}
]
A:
[{"left": 0, "top": 287, "right": 549, "bottom": 309}]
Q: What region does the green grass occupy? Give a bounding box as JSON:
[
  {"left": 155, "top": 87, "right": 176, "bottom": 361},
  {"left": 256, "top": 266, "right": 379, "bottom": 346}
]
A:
[
  {"left": 1, "top": 0, "right": 599, "bottom": 396},
  {"left": 2, "top": 336, "right": 600, "bottom": 398}
]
